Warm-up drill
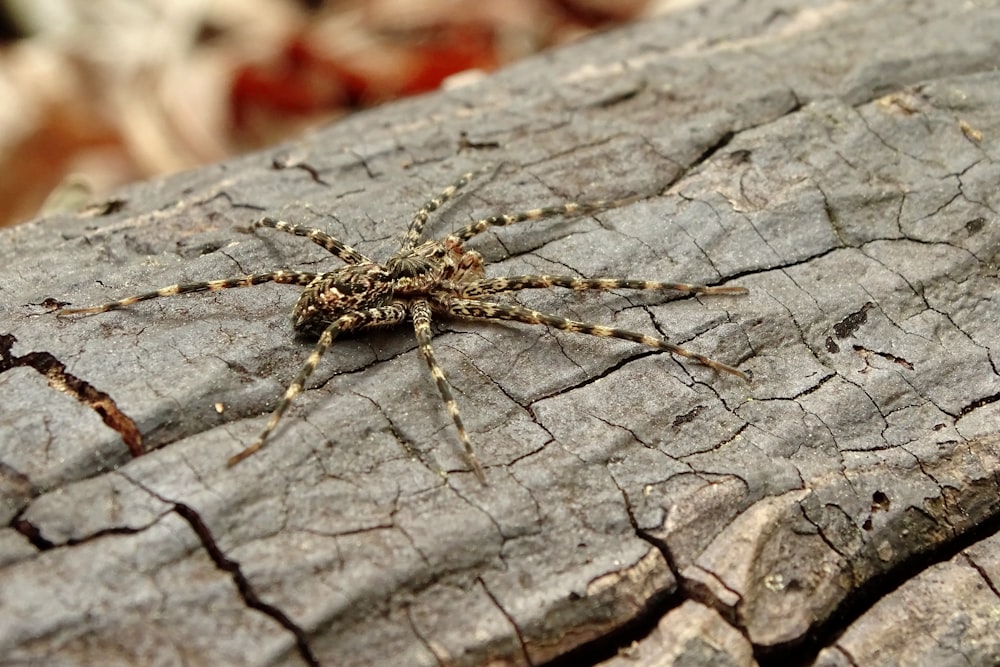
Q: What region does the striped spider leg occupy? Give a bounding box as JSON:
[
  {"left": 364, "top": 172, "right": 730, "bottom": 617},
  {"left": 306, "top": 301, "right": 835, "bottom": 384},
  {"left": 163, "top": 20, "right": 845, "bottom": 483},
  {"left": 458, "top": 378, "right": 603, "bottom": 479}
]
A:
[
  {"left": 228, "top": 301, "right": 409, "bottom": 466},
  {"left": 57, "top": 217, "right": 378, "bottom": 460},
  {"left": 401, "top": 164, "right": 496, "bottom": 249},
  {"left": 59, "top": 166, "right": 748, "bottom": 484},
  {"left": 57, "top": 270, "right": 322, "bottom": 315},
  {"left": 57, "top": 214, "right": 374, "bottom": 316},
  {"left": 452, "top": 276, "right": 748, "bottom": 378}
]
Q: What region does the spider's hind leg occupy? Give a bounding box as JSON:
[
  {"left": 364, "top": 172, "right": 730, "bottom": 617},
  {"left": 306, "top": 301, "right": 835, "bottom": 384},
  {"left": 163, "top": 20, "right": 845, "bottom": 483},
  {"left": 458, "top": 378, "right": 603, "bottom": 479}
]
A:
[
  {"left": 56, "top": 270, "right": 319, "bottom": 315},
  {"left": 458, "top": 274, "right": 748, "bottom": 299},
  {"left": 447, "top": 298, "right": 748, "bottom": 380}
]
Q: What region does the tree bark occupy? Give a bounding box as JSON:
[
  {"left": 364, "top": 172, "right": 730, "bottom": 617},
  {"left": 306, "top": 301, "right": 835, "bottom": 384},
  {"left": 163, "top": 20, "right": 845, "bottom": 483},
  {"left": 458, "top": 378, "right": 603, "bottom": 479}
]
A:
[{"left": 2, "top": 1, "right": 999, "bottom": 665}]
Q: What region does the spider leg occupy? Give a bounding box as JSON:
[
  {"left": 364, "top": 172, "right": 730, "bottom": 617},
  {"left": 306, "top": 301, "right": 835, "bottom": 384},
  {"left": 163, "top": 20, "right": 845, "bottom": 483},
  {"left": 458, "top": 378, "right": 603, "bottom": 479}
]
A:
[
  {"left": 402, "top": 165, "right": 494, "bottom": 249},
  {"left": 228, "top": 303, "right": 407, "bottom": 466},
  {"left": 446, "top": 298, "right": 748, "bottom": 380},
  {"left": 445, "top": 197, "right": 632, "bottom": 246},
  {"left": 411, "top": 299, "right": 486, "bottom": 484},
  {"left": 459, "top": 275, "right": 748, "bottom": 299},
  {"left": 251, "top": 217, "right": 371, "bottom": 264},
  {"left": 56, "top": 270, "right": 320, "bottom": 315}
]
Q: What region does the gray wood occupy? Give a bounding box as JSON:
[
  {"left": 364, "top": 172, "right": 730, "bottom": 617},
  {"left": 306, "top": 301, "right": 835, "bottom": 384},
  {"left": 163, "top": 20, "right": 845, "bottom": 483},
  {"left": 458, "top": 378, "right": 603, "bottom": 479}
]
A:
[
  {"left": 814, "top": 531, "right": 1000, "bottom": 666},
  {"left": 2, "top": 0, "right": 1000, "bottom": 665}
]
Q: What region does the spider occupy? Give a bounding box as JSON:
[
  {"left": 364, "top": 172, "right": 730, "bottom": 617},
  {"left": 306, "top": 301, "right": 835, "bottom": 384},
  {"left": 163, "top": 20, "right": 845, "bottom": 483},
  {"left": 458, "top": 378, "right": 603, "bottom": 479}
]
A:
[{"left": 58, "top": 167, "right": 748, "bottom": 483}]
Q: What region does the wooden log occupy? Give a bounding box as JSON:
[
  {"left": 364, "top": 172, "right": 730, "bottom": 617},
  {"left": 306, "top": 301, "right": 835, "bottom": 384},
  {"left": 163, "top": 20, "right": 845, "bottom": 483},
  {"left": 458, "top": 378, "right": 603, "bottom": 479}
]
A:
[{"left": 2, "top": 1, "right": 999, "bottom": 665}]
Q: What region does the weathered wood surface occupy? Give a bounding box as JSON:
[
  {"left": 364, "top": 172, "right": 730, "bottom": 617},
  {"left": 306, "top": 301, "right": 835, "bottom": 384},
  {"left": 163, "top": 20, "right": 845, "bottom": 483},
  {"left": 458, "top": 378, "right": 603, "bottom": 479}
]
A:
[{"left": 2, "top": 1, "right": 999, "bottom": 665}]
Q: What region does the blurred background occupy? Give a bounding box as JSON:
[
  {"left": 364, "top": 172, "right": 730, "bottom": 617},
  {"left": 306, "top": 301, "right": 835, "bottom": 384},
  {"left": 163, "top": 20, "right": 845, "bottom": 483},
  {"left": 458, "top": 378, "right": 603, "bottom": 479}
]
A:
[{"left": 0, "top": 0, "right": 664, "bottom": 228}]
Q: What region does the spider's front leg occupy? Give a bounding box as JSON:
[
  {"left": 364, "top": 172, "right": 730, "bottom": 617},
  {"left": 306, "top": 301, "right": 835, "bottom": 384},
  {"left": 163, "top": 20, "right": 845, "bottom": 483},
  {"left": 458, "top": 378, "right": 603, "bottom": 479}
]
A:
[
  {"left": 445, "top": 197, "right": 633, "bottom": 246},
  {"left": 249, "top": 217, "right": 371, "bottom": 265},
  {"left": 402, "top": 164, "right": 496, "bottom": 249},
  {"left": 228, "top": 303, "right": 408, "bottom": 466},
  {"left": 56, "top": 271, "right": 320, "bottom": 315}
]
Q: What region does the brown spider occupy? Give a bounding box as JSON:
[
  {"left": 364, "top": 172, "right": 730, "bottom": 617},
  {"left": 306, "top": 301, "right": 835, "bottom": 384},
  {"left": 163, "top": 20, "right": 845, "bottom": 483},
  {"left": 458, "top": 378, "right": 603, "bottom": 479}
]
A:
[{"left": 58, "top": 167, "right": 748, "bottom": 482}]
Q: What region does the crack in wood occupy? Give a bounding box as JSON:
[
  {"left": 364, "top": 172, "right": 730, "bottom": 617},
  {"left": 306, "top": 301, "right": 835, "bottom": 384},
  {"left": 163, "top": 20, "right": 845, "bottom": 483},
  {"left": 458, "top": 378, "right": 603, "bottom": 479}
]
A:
[
  {"left": 851, "top": 344, "right": 915, "bottom": 371},
  {"left": 0, "top": 333, "right": 143, "bottom": 458},
  {"left": 171, "top": 501, "right": 320, "bottom": 667}
]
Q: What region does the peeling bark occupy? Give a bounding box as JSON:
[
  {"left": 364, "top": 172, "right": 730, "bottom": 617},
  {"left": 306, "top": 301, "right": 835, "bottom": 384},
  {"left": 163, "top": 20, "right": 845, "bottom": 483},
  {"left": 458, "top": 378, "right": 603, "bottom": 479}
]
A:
[{"left": 2, "top": 1, "right": 1000, "bottom": 665}]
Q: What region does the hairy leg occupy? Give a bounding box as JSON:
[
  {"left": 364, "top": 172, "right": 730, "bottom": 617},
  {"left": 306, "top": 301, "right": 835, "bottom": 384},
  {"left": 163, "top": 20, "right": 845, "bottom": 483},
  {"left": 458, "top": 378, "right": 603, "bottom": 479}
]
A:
[
  {"left": 57, "top": 270, "right": 320, "bottom": 315},
  {"left": 228, "top": 303, "right": 408, "bottom": 466},
  {"left": 410, "top": 299, "right": 486, "bottom": 483},
  {"left": 251, "top": 217, "right": 371, "bottom": 265},
  {"left": 446, "top": 197, "right": 632, "bottom": 246},
  {"left": 458, "top": 274, "right": 748, "bottom": 298},
  {"left": 446, "top": 298, "right": 747, "bottom": 379},
  {"left": 402, "top": 165, "right": 495, "bottom": 249}
]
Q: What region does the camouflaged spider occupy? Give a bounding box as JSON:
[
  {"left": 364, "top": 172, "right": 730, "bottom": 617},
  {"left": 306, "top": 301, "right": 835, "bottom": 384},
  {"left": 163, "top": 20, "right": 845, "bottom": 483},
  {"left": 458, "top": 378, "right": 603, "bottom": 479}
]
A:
[{"left": 58, "top": 167, "right": 748, "bottom": 483}]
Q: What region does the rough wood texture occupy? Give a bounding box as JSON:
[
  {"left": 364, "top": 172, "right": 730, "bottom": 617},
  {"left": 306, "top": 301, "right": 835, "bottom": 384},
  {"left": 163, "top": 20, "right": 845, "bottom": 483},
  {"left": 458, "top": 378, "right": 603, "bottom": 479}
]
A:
[{"left": 2, "top": 1, "right": 999, "bottom": 665}]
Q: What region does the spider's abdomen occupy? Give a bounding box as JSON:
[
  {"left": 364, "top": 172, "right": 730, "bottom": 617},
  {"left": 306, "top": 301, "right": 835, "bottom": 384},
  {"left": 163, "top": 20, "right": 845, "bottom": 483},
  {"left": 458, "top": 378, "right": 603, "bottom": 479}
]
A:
[{"left": 293, "top": 263, "right": 393, "bottom": 335}]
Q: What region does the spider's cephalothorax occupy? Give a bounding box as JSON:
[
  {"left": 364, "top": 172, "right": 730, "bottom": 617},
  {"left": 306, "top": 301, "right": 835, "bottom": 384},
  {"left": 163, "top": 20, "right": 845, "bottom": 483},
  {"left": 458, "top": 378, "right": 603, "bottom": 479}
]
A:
[
  {"left": 58, "top": 167, "right": 749, "bottom": 483},
  {"left": 386, "top": 238, "right": 486, "bottom": 289}
]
